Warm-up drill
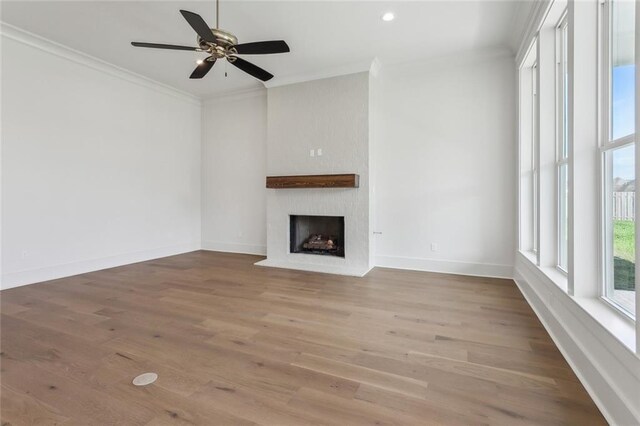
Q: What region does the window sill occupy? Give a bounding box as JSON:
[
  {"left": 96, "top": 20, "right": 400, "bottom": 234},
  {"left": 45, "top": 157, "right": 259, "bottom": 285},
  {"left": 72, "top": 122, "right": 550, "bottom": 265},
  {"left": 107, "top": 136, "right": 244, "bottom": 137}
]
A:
[
  {"left": 573, "top": 296, "right": 636, "bottom": 352},
  {"left": 519, "top": 250, "right": 569, "bottom": 292},
  {"left": 517, "top": 251, "right": 636, "bottom": 354}
]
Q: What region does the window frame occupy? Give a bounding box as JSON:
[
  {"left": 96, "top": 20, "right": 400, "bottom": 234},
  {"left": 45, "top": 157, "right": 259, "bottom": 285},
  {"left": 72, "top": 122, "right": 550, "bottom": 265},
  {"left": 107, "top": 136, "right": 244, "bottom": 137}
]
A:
[
  {"left": 556, "top": 13, "right": 569, "bottom": 274},
  {"left": 532, "top": 62, "right": 539, "bottom": 256},
  {"left": 518, "top": 41, "right": 538, "bottom": 256},
  {"left": 599, "top": 0, "right": 636, "bottom": 319}
]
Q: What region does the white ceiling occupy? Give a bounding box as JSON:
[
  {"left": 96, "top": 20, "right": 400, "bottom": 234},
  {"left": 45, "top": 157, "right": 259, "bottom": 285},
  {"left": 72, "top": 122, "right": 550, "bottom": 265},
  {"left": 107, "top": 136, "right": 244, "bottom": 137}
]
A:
[{"left": 1, "top": 1, "right": 529, "bottom": 99}]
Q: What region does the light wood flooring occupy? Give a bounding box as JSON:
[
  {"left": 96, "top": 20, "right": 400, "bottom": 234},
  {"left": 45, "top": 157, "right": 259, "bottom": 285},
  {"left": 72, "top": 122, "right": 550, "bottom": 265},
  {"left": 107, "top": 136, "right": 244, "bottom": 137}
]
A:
[{"left": 0, "top": 251, "right": 606, "bottom": 425}]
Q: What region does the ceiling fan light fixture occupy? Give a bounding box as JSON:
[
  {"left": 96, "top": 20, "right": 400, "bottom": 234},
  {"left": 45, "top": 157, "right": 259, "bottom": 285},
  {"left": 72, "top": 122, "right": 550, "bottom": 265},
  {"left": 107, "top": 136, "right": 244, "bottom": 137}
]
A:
[
  {"left": 130, "top": 4, "right": 289, "bottom": 82},
  {"left": 381, "top": 12, "right": 395, "bottom": 22}
]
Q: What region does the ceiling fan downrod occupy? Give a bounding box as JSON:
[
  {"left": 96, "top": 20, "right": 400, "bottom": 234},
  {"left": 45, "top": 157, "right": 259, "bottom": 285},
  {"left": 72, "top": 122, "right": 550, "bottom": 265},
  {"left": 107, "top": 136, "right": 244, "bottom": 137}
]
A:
[
  {"left": 215, "top": 0, "right": 219, "bottom": 29},
  {"left": 130, "top": 3, "right": 290, "bottom": 82}
]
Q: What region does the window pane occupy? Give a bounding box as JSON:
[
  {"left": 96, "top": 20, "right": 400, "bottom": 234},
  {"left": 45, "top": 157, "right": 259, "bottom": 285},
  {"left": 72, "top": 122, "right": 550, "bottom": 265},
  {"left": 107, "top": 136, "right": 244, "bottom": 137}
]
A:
[
  {"left": 610, "top": 0, "right": 635, "bottom": 140},
  {"left": 558, "top": 163, "right": 568, "bottom": 271},
  {"left": 562, "top": 22, "right": 569, "bottom": 158},
  {"left": 605, "top": 144, "right": 635, "bottom": 316},
  {"left": 533, "top": 169, "right": 538, "bottom": 253},
  {"left": 532, "top": 65, "right": 538, "bottom": 253}
]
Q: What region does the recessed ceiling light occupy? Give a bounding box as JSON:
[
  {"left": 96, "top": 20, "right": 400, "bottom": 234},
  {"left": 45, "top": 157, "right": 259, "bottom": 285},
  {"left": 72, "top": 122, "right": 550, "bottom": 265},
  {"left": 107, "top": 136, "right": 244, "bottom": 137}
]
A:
[
  {"left": 382, "top": 12, "right": 395, "bottom": 22},
  {"left": 196, "top": 59, "right": 204, "bottom": 65}
]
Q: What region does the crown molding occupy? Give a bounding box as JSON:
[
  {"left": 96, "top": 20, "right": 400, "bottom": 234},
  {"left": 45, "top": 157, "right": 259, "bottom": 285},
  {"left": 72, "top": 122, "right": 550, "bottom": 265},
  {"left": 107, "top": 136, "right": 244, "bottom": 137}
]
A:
[
  {"left": 264, "top": 58, "right": 374, "bottom": 89},
  {"left": 202, "top": 58, "right": 375, "bottom": 101},
  {"left": 508, "top": 1, "right": 536, "bottom": 54},
  {"left": 202, "top": 87, "right": 266, "bottom": 104},
  {"left": 381, "top": 46, "right": 514, "bottom": 75},
  {"left": 0, "top": 22, "right": 201, "bottom": 106},
  {"left": 515, "top": 0, "right": 553, "bottom": 67}
]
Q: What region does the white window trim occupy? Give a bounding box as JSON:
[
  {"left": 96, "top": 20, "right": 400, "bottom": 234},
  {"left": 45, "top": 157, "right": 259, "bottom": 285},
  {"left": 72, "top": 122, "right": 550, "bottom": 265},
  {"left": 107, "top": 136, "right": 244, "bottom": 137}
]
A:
[
  {"left": 532, "top": 62, "right": 539, "bottom": 257},
  {"left": 598, "top": 0, "right": 637, "bottom": 320},
  {"left": 556, "top": 13, "right": 569, "bottom": 274},
  {"left": 518, "top": 41, "right": 538, "bottom": 255}
]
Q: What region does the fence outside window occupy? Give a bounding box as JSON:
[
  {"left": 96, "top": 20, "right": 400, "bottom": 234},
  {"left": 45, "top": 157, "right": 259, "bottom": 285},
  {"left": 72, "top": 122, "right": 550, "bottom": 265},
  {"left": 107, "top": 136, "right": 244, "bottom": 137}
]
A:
[{"left": 612, "top": 192, "right": 635, "bottom": 221}]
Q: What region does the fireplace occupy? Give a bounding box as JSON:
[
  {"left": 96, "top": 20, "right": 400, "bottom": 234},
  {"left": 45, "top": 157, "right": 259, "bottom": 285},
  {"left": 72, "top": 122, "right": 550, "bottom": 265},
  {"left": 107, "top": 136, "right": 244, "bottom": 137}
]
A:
[{"left": 290, "top": 215, "right": 345, "bottom": 257}]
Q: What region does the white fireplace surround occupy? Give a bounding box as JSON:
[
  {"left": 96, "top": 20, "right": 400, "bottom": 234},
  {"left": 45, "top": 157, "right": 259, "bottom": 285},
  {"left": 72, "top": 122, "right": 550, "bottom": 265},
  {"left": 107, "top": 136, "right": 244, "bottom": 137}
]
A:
[{"left": 255, "top": 72, "right": 374, "bottom": 276}]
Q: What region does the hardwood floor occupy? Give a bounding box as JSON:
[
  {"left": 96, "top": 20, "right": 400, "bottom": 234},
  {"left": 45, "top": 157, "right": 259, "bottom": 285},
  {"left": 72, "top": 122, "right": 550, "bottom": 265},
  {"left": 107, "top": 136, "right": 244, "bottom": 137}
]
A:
[{"left": 1, "top": 251, "right": 605, "bottom": 425}]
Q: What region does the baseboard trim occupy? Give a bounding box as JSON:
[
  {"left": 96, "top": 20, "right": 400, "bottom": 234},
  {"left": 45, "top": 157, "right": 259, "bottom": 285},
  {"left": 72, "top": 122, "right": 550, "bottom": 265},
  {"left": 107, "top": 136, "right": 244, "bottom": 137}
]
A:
[
  {"left": 254, "top": 258, "right": 372, "bottom": 277},
  {"left": 1, "top": 242, "right": 201, "bottom": 290},
  {"left": 375, "top": 255, "right": 513, "bottom": 279},
  {"left": 201, "top": 240, "right": 267, "bottom": 256},
  {"left": 514, "top": 253, "right": 639, "bottom": 426},
  {"left": 202, "top": 248, "right": 512, "bottom": 279}
]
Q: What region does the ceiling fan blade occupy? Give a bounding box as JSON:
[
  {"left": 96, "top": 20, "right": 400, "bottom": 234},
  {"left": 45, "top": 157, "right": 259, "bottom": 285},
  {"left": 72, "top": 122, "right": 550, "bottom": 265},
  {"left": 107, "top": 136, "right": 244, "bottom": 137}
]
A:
[
  {"left": 229, "top": 56, "right": 273, "bottom": 82},
  {"left": 190, "top": 58, "right": 216, "bottom": 79},
  {"left": 232, "top": 40, "right": 290, "bottom": 55},
  {"left": 180, "top": 10, "right": 215, "bottom": 43},
  {"left": 131, "top": 42, "right": 200, "bottom": 51}
]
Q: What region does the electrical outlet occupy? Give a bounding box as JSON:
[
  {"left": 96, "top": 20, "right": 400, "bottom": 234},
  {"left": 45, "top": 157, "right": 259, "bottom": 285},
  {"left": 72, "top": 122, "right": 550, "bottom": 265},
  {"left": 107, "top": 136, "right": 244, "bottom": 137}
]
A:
[
  {"left": 430, "top": 243, "right": 439, "bottom": 252},
  {"left": 309, "top": 149, "right": 315, "bottom": 157},
  {"left": 317, "top": 148, "right": 323, "bottom": 156}
]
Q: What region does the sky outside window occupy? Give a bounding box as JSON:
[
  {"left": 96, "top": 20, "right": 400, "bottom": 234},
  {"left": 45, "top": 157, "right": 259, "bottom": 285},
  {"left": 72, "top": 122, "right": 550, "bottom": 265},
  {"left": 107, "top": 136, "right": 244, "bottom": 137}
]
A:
[{"left": 611, "top": 0, "right": 635, "bottom": 179}]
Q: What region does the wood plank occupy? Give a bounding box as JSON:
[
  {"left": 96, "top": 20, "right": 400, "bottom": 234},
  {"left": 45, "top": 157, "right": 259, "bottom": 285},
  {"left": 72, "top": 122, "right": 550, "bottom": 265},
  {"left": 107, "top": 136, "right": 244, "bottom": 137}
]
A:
[
  {"left": 266, "top": 173, "right": 359, "bottom": 189},
  {"left": 0, "top": 251, "right": 606, "bottom": 425},
  {"left": 292, "top": 353, "right": 431, "bottom": 399},
  {"left": 0, "top": 385, "right": 69, "bottom": 426}
]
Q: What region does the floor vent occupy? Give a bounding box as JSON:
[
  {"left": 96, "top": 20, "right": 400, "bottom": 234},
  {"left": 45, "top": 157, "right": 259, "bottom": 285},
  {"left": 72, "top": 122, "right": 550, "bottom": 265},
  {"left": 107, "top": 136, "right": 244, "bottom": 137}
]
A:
[{"left": 132, "top": 372, "right": 158, "bottom": 386}]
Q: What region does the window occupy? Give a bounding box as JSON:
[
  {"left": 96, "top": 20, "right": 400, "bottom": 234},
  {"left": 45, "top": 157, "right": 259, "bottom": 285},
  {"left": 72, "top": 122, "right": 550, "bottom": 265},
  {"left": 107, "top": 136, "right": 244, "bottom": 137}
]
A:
[
  {"left": 601, "top": 0, "right": 636, "bottom": 317},
  {"left": 532, "top": 63, "right": 539, "bottom": 255},
  {"left": 557, "top": 16, "right": 569, "bottom": 272},
  {"left": 519, "top": 42, "right": 538, "bottom": 255}
]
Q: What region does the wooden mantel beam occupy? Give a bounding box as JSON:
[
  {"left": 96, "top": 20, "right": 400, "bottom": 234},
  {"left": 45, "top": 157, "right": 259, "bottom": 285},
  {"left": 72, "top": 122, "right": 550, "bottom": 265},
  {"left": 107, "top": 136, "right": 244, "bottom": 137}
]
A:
[{"left": 266, "top": 174, "right": 359, "bottom": 189}]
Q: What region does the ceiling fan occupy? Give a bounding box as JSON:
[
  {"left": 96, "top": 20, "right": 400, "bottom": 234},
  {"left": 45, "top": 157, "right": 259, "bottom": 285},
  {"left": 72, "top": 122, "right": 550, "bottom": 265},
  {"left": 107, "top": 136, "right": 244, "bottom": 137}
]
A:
[{"left": 130, "top": 0, "right": 289, "bottom": 81}]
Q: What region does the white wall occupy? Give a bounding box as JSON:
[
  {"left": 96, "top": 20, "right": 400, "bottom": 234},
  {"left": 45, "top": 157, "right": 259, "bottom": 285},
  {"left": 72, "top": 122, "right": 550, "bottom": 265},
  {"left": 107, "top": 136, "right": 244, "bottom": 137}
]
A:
[
  {"left": 259, "top": 72, "right": 372, "bottom": 276},
  {"left": 198, "top": 53, "right": 517, "bottom": 278},
  {"left": 373, "top": 49, "right": 517, "bottom": 278},
  {"left": 2, "top": 24, "right": 517, "bottom": 288},
  {"left": 1, "top": 29, "right": 202, "bottom": 289},
  {"left": 201, "top": 90, "right": 267, "bottom": 255},
  {"left": 368, "top": 61, "right": 381, "bottom": 268}
]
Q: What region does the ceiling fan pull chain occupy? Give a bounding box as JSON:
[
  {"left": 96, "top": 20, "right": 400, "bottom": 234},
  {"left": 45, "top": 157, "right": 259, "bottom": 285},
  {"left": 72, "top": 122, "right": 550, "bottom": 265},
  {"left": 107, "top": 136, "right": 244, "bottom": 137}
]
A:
[{"left": 131, "top": 8, "right": 287, "bottom": 81}]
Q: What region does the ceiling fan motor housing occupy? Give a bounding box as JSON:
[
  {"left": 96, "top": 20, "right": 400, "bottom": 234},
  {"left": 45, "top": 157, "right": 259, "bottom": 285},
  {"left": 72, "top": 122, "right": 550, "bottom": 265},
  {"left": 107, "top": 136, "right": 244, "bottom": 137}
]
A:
[
  {"left": 132, "top": 9, "right": 286, "bottom": 81},
  {"left": 198, "top": 28, "right": 238, "bottom": 58}
]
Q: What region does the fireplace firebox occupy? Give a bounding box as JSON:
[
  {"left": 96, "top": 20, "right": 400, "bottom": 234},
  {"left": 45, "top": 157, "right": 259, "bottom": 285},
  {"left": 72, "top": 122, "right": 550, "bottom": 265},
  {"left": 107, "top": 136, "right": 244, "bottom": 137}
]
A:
[{"left": 290, "top": 215, "right": 345, "bottom": 257}]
